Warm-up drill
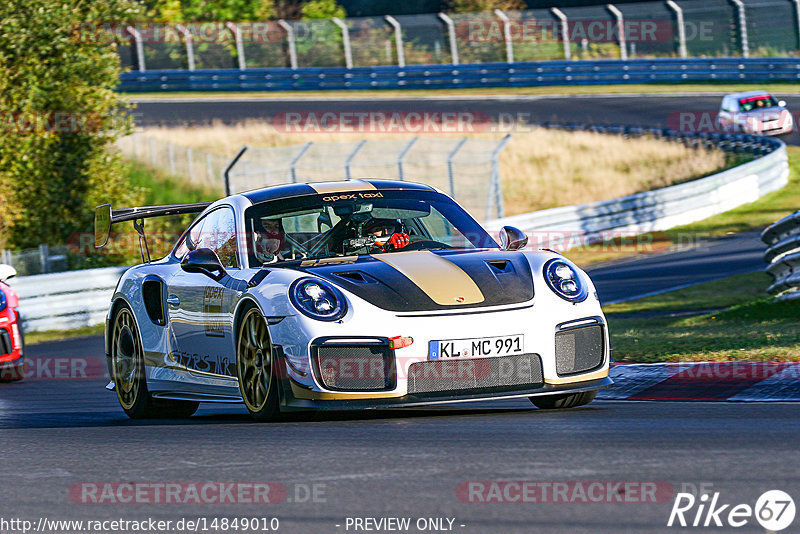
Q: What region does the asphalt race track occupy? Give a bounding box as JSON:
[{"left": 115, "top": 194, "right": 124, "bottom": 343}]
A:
[
  {"left": 0, "top": 94, "right": 795, "bottom": 532},
  {"left": 131, "top": 93, "right": 800, "bottom": 146}
]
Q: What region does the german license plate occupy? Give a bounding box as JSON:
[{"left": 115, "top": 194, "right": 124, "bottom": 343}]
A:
[{"left": 429, "top": 335, "right": 524, "bottom": 360}]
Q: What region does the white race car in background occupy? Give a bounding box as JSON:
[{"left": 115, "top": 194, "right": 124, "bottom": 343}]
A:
[
  {"left": 717, "top": 91, "right": 793, "bottom": 135},
  {"left": 95, "top": 180, "right": 612, "bottom": 421}
]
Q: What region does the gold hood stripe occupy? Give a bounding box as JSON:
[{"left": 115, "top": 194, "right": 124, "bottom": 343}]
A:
[
  {"left": 308, "top": 180, "right": 376, "bottom": 194},
  {"left": 372, "top": 251, "right": 485, "bottom": 306}
]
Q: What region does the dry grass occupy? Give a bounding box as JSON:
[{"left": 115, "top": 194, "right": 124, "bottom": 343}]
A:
[{"left": 140, "top": 121, "right": 726, "bottom": 216}]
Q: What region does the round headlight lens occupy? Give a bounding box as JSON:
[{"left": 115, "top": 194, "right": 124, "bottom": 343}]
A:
[
  {"left": 290, "top": 278, "right": 347, "bottom": 321},
  {"left": 544, "top": 259, "right": 588, "bottom": 302},
  {"left": 0, "top": 288, "right": 7, "bottom": 313}
]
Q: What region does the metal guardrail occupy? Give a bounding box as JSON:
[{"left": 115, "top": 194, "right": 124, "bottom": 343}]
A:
[
  {"left": 762, "top": 211, "right": 800, "bottom": 299},
  {"left": 118, "top": 58, "right": 800, "bottom": 92},
  {"left": 6, "top": 267, "right": 127, "bottom": 332},
  {"left": 487, "top": 125, "right": 788, "bottom": 243},
  {"left": 10, "top": 127, "right": 789, "bottom": 332}
]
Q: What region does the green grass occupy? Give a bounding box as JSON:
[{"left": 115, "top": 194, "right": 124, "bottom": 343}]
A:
[
  {"left": 127, "top": 161, "right": 219, "bottom": 205},
  {"left": 123, "top": 82, "right": 800, "bottom": 100},
  {"left": 605, "top": 273, "right": 800, "bottom": 362},
  {"left": 26, "top": 324, "right": 104, "bottom": 345}
]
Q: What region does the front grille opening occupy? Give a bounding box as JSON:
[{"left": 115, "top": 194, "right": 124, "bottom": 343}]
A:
[
  {"left": 0, "top": 328, "right": 12, "bottom": 356},
  {"left": 407, "top": 354, "right": 543, "bottom": 395},
  {"left": 313, "top": 344, "right": 396, "bottom": 392},
  {"left": 555, "top": 324, "right": 605, "bottom": 376}
]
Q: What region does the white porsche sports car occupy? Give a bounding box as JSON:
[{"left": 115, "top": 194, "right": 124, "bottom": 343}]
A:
[{"left": 95, "top": 180, "right": 611, "bottom": 420}]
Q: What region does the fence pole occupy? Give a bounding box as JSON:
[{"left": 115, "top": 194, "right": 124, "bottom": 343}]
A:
[
  {"left": 794, "top": 0, "right": 800, "bottom": 50},
  {"left": 607, "top": 4, "right": 628, "bottom": 61},
  {"left": 438, "top": 13, "right": 459, "bottom": 65},
  {"left": 187, "top": 147, "right": 194, "bottom": 179},
  {"left": 729, "top": 0, "right": 750, "bottom": 57},
  {"left": 551, "top": 8, "right": 571, "bottom": 60},
  {"left": 446, "top": 138, "right": 468, "bottom": 198},
  {"left": 489, "top": 134, "right": 512, "bottom": 219},
  {"left": 126, "top": 26, "right": 146, "bottom": 72},
  {"left": 332, "top": 17, "right": 353, "bottom": 69},
  {"left": 385, "top": 16, "right": 406, "bottom": 67},
  {"left": 133, "top": 132, "right": 139, "bottom": 159},
  {"left": 149, "top": 137, "right": 156, "bottom": 166},
  {"left": 666, "top": 0, "right": 688, "bottom": 58},
  {"left": 224, "top": 146, "right": 248, "bottom": 196},
  {"left": 397, "top": 137, "right": 419, "bottom": 181},
  {"left": 168, "top": 142, "right": 176, "bottom": 175},
  {"left": 290, "top": 142, "right": 313, "bottom": 183},
  {"left": 278, "top": 20, "right": 298, "bottom": 69},
  {"left": 345, "top": 140, "right": 367, "bottom": 180},
  {"left": 206, "top": 153, "right": 214, "bottom": 184},
  {"left": 226, "top": 22, "right": 247, "bottom": 69},
  {"left": 494, "top": 10, "right": 515, "bottom": 63},
  {"left": 176, "top": 24, "right": 195, "bottom": 70}
]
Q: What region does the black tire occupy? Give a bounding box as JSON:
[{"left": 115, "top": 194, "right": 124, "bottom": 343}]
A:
[
  {"left": 530, "top": 390, "right": 597, "bottom": 410},
  {"left": 236, "top": 305, "right": 280, "bottom": 422},
  {"left": 110, "top": 304, "right": 198, "bottom": 419}
]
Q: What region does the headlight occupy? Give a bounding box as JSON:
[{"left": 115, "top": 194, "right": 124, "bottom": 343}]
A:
[
  {"left": 290, "top": 278, "right": 347, "bottom": 321},
  {"left": 0, "top": 289, "right": 6, "bottom": 312},
  {"left": 544, "top": 259, "right": 588, "bottom": 302}
]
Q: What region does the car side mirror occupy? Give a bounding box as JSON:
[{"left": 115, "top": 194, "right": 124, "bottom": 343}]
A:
[
  {"left": 0, "top": 264, "right": 16, "bottom": 282},
  {"left": 779, "top": 100, "right": 787, "bottom": 108},
  {"left": 499, "top": 226, "right": 528, "bottom": 251},
  {"left": 181, "top": 248, "right": 226, "bottom": 281}
]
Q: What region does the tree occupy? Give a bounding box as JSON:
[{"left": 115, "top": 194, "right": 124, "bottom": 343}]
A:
[
  {"left": 0, "top": 0, "right": 140, "bottom": 249},
  {"left": 447, "top": 0, "right": 525, "bottom": 12}
]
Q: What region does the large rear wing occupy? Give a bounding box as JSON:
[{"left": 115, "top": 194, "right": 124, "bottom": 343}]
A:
[{"left": 94, "top": 202, "right": 212, "bottom": 261}]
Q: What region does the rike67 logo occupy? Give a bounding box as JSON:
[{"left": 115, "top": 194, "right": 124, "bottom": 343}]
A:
[{"left": 668, "top": 490, "right": 796, "bottom": 530}]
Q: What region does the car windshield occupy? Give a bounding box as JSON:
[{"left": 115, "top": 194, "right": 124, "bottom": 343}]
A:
[
  {"left": 243, "top": 189, "right": 498, "bottom": 267},
  {"left": 738, "top": 94, "right": 778, "bottom": 112}
]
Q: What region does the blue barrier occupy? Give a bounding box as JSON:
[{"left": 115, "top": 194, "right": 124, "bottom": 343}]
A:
[{"left": 118, "top": 57, "right": 800, "bottom": 92}]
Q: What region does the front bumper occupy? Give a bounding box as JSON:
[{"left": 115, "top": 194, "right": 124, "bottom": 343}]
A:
[{"left": 278, "top": 374, "right": 612, "bottom": 411}]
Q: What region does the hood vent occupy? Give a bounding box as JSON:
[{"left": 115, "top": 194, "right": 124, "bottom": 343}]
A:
[{"left": 486, "top": 260, "right": 513, "bottom": 274}]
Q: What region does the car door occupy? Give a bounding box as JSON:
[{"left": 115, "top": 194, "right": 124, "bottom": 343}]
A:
[
  {"left": 167, "top": 206, "right": 242, "bottom": 378},
  {"left": 718, "top": 97, "right": 734, "bottom": 130}
]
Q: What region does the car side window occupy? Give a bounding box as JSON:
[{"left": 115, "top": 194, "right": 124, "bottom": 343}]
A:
[
  {"left": 174, "top": 216, "right": 206, "bottom": 260},
  {"left": 196, "top": 207, "right": 239, "bottom": 269}
]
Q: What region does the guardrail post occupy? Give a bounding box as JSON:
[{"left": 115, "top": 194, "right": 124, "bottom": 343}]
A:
[
  {"left": 278, "top": 20, "right": 298, "bottom": 69},
  {"left": 345, "top": 140, "right": 367, "bottom": 180},
  {"left": 38, "top": 244, "right": 49, "bottom": 274},
  {"left": 607, "top": 4, "right": 628, "bottom": 60},
  {"left": 176, "top": 24, "right": 195, "bottom": 70},
  {"left": 226, "top": 22, "right": 247, "bottom": 69},
  {"left": 332, "top": 17, "right": 353, "bottom": 69},
  {"left": 397, "top": 137, "right": 418, "bottom": 181},
  {"left": 494, "top": 9, "right": 515, "bottom": 63},
  {"left": 224, "top": 146, "right": 248, "bottom": 196},
  {"left": 666, "top": 0, "right": 688, "bottom": 58},
  {"left": 551, "top": 8, "right": 571, "bottom": 60},
  {"left": 488, "top": 134, "right": 512, "bottom": 220},
  {"left": 385, "top": 16, "right": 406, "bottom": 67},
  {"left": 729, "top": 0, "right": 750, "bottom": 57},
  {"left": 126, "top": 26, "right": 146, "bottom": 72},
  {"left": 438, "top": 13, "right": 459, "bottom": 65},
  {"left": 290, "top": 142, "right": 313, "bottom": 183},
  {"left": 447, "top": 138, "right": 468, "bottom": 198}
]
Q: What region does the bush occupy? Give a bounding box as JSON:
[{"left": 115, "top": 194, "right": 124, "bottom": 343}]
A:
[{"left": 0, "top": 0, "right": 141, "bottom": 250}]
